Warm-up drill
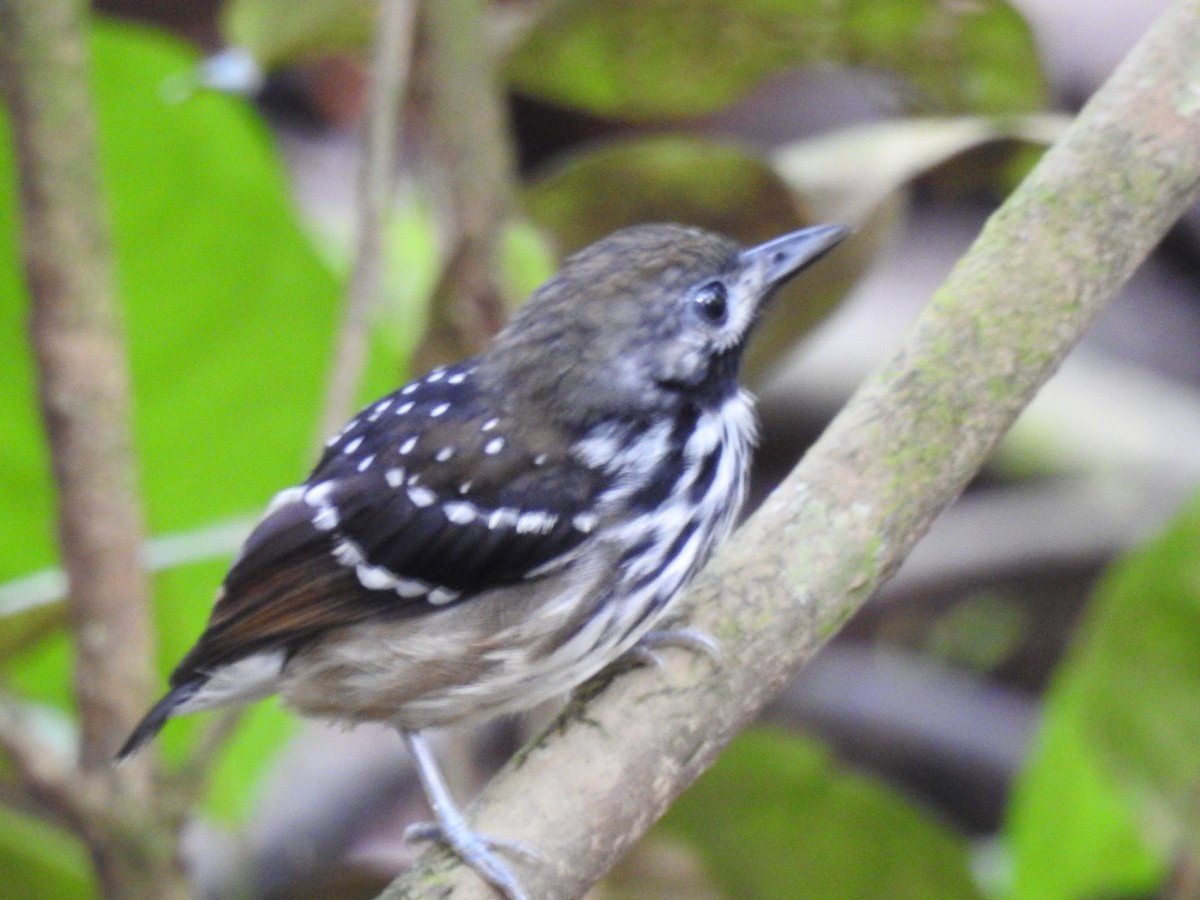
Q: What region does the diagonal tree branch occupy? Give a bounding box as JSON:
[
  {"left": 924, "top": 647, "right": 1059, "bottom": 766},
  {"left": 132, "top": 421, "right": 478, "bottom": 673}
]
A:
[
  {"left": 386, "top": 0, "right": 1200, "bottom": 895},
  {"left": 316, "top": 0, "right": 418, "bottom": 447},
  {"left": 0, "top": 696, "right": 92, "bottom": 832}
]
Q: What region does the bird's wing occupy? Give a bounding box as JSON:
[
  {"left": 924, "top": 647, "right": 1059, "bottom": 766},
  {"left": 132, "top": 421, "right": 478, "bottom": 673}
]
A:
[{"left": 172, "top": 367, "right": 609, "bottom": 682}]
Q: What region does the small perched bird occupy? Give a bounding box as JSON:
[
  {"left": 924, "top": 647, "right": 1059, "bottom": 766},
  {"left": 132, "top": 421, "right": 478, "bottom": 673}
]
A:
[{"left": 119, "top": 222, "right": 846, "bottom": 898}]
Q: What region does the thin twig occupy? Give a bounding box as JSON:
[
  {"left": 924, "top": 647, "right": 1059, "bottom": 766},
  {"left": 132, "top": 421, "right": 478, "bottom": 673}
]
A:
[
  {"left": 0, "top": 697, "right": 89, "bottom": 831},
  {"left": 0, "top": 514, "right": 257, "bottom": 617},
  {"left": 410, "top": 0, "right": 518, "bottom": 371},
  {"left": 386, "top": 0, "right": 1200, "bottom": 895},
  {"left": 316, "top": 0, "right": 418, "bottom": 446}
]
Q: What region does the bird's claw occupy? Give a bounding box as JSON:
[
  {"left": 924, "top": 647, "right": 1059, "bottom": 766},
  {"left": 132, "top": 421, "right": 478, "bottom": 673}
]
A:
[
  {"left": 403, "top": 820, "right": 539, "bottom": 899},
  {"left": 626, "top": 627, "right": 721, "bottom": 669},
  {"left": 403, "top": 820, "right": 542, "bottom": 862}
]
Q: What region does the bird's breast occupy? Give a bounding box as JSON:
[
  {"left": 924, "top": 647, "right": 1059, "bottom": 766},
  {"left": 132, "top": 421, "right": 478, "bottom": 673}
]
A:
[
  {"left": 276, "top": 393, "right": 757, "bottom": 729},
  {"left": 545, "top": 391, "right": 757, "bottom": 670}
]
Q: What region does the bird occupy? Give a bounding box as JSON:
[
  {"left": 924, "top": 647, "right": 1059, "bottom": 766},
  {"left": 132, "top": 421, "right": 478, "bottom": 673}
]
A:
[{"left": 118, "top": 221, "right": 847, "bottom": 898}]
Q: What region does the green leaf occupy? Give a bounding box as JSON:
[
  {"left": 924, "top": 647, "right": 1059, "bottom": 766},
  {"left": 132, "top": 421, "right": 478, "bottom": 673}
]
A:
[
  {"left": 0, "top": 805, "right": 93, "bottom": 899},
  {"left": 1004, "top": 699, "right": 1164, "bottom": 899},
  {"left": 219, "top": 0, "right": 375, "bottom": 68},
  {"left": 1001, "top": 493, "right": 1200, "bottom": 897},
  {"left": 524, "top": 135, "right": 807, "bottom": 253},
  {"left": 659, "top": 728, "right": 981, "bottom": 899},
  {"left": 0, "top": 19, "right": 414, "bottom": 823},
  {"left": 507, "top": 0, "right": 1046, "bottom": 121},
  {"left": 1082, "top": 496, "right": 1200, "bottom": 860}
]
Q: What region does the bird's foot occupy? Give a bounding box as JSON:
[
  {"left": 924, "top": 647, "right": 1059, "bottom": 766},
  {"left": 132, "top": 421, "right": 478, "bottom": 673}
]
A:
[
  {"left": 402, "top": 730, "right": 538, "bottom": 900},
  {"left": 404, "top": 819, "right": 539, "bottom": 900},
  {"left": 625, "top": 626, "right": 720, "bottom": 669}
]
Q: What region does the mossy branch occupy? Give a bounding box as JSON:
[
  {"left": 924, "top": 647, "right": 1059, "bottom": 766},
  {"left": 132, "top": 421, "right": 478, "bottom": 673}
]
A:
[{"left": 385, "top": 0, "right": 1200, "bottom": 896}]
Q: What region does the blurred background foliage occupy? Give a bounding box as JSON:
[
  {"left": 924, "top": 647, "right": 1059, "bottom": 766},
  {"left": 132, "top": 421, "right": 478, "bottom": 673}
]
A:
[{"left": 1, "top": 0, "right": 1197, "bottom": 896}]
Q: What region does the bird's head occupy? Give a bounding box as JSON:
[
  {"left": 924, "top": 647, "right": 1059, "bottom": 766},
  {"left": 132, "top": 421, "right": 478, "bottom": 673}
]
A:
[{"left": 480, "top": 223, "right": 847, "bottom": 427}]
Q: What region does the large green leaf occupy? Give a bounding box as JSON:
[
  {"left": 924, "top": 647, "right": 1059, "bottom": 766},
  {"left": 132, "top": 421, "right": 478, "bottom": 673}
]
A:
[
  {"left": 220, "top": 0, "right": 375, "bottom": 68},
  {"left": 524, "top": 135, "right": 806, "bottom": 253},
  {"left": 658, "top": 728, "right": 980, "bottom": 898},
  {"left": 1002, "top": 492, "right": 1200, "bottom": 897},
  {"left": 1082, "top": 495, "right": 1200, "bottom": 861},
  {"left": 507, "top": 0, "right": 1046, "bottom": 121},
  {"left": 0, "top": 19, "right": 408, "bottom": 825}
]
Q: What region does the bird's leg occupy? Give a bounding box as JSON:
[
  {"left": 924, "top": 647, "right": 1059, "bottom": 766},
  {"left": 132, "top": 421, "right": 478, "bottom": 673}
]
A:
[
  {"left": 624, "top": 626, "right": 721, "bottom": 669},
  {"left": 400, "top": 729, "right": 537, "bottom": 900}
]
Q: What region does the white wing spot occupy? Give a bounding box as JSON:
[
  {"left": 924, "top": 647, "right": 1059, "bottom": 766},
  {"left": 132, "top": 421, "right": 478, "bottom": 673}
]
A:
[
  {"left": 396, "top": 401, "right": 415, "bottom": 415},
  {"left": 481, "top": 418, "right": 499, "bottom": 432},
  {"left": 312, "top": 505, "right": 339, "bottom": 531},
  {"left": 265, "top": 485, "right": 304, "bottom": 515},
  {"left": 430, "top": 402, "right": 451, "bottom": 417},
  {"left": 332, "top": 538, "right": 364, "bottom": 566},
  {"left": 353, "top": 561, "right": 431, "bottom": 597},
  {"left": 343, "top": 436, "right": 363, "bottom": 454},
  {"left": 408, "top": 485, "right": 437, "bottom": 507},
  {"left": 304, "top": 481, "right": 339, "bottom": 531},
  {"left": 516, "top": 510, "right": 557, "bottom": 534},
  {"left": 357, "top": 563, "right": 399, "bottom": 591},
  {"left": 533, "top": 453, "right": 548, "bottom": 466},
  {"left": 447, "top": 372, "right": 466, "bottom": 385},
  {"left": 458, "top": 481, "right": 473, "bottom": 495},
  {"left": 368, "top": 399, "right": 392, "bottom": 421},
  {"left": 303, "top": 481, "right": 335, "bottom": 506},
  {"left": 385, "top": 468, "right": 405, "bottom": 488},
  {"left": 426, "top": 368, "right": 446, "bottom": 383},
  {"left": 443, "top": 501, "right": 477, "bottom": 525},
  {"left": 435, "top": 446, "right": 455, "bottom": 462},
  {"left": 356, "top": 454, "right": 376, "bottom": 472},
  {"left": 401, "top": 382, "right": 418, "bottom": 396},
  {"left": 428, "top": 587, "right": 460, "bottom": 605},
  {"left": 395, "top": 578, "right": 428, "bottom": 598},
  {"left": 484, "top": 437, "right": 505, "bottom": 455},
  {"left": 399, "top": 436, "right": 418, "bottom": 455},
  {"left": 573, "top": 512, "right": 599, "bottom": 534},
  {"left": 488, "top": 507, "right": 519, "bottom": 530}
]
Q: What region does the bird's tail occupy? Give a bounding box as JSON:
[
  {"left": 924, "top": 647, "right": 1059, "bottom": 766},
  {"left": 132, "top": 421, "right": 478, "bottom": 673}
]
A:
[{"left": 114, "top": 677, "right": 205, "bottom": 762}]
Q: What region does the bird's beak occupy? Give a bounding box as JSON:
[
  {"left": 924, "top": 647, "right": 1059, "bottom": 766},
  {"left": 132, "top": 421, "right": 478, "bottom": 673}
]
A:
[{"left": 739, "top": 223, "right": 849, "bottom": 291}]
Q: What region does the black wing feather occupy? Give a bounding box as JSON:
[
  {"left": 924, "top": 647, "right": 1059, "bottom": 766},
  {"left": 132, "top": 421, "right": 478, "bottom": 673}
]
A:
[{"left": 176, "top": 361, "right": 609, "bottom": 681}]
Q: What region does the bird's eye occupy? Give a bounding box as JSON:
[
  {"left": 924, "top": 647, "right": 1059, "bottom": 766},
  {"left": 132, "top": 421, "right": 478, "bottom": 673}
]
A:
[{"left": 692, "top": 282, "right": 728, "bottom": 325}]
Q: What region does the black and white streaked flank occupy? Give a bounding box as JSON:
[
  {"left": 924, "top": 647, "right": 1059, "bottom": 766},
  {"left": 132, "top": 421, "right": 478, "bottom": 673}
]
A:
[{"left": 118, "top": 222, "right": 848, "bottom": 899}]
